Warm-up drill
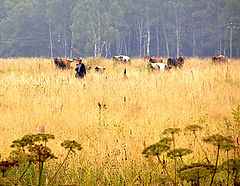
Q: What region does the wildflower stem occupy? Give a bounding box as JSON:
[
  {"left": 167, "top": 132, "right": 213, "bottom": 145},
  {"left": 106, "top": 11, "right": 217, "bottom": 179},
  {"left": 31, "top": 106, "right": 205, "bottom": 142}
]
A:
[
  {"left": 38, "top": 161, "right": 44, "bottom": 186},
  {"left": 195, "top": 134, "right": 211, "bottom": 164},
  {"left": 227, "top": 151, "right": 229, "bottom": 186},
  {"left": 172, "top": 133, "right": 177, "bottom": 186},
  {"left": 157, "top": 155, "right": 175, "bottom": 185},
  {"left": 210, "top": 145, "right": 220, "bottom": 186},
  {"left": 49, "top": 150, "right": 71, "bottom": 185},
  {"left": 18, "top": 161, "right": 32, "bottom": 182}
]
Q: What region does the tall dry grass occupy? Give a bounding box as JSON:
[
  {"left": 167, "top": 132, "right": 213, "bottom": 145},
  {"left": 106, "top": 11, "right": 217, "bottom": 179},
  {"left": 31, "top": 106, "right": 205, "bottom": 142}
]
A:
[{"left": 0, "top": 57, "right": 239, "bottom": 171}]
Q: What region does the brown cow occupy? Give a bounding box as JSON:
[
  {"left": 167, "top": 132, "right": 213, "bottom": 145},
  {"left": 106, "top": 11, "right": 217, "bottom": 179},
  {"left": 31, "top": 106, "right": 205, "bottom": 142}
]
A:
[
  {"left": 212, "top": 56, "right": 228, "bottom": 63},
  {"left": 54, "top": 58, "right": 73, "bottom": 69},
  {"left": 149, "top": 57, "right": 163, "bottom": 63},
  {"left": 143, "top": 55, "right": 150, "bottom": 61}
]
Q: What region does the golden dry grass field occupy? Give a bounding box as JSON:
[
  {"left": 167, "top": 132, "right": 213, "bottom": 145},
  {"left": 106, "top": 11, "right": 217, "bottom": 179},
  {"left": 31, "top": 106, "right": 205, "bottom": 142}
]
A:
[{"left": 0, "top": 57, "right": 240, "bottom": 170}]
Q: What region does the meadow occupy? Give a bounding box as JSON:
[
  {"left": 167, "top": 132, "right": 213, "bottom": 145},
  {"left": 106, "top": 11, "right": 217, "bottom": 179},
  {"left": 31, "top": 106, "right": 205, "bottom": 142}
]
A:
[{"left": 0, "top": 57, "right": 239, "bottom": 185}]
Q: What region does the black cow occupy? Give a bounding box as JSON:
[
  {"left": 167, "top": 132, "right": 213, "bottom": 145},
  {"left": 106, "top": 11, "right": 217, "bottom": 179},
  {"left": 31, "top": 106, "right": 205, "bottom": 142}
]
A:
[{"left": 167, "top": 57, "right": 185, "bottom": 69}]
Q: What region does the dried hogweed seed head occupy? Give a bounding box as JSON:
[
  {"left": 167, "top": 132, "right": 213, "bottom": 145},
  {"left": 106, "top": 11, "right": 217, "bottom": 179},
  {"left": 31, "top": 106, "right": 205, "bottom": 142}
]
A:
[
  {"left": 167, "top": 148, "right": 193, "bottom": 159},
  {"left": 178, "top": 163, "right": 214, "bottom": 182},
  {"left": 142, "top": 143, "right": 170, "bottom": 157},
  {"left": 202, "top": 134, "right": 234, "bottom": 147},
  {"left": 159, "top": 137, "right": 173, "bottom": 145},
  {"left": 61, "top": 140, "right": 83, "bottom": 152},
  {"left": 162, "top": 128, "right": 181, "bottom": 135},
  {"left": 185, "top": 125, "right": 203, "bottom": 132}
]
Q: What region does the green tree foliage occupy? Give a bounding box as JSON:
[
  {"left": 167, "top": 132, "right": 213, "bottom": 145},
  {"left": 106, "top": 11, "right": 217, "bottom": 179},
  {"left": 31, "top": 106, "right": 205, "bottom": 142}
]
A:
[{"left": 0, "top": 0, "right": 239, "bottom": 57}]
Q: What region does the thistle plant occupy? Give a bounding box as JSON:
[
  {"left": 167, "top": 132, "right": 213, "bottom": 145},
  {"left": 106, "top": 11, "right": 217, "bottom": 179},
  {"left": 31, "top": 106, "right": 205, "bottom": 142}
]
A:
[{"left": 202, "top": 134, "right": 234, "bottom": 186}]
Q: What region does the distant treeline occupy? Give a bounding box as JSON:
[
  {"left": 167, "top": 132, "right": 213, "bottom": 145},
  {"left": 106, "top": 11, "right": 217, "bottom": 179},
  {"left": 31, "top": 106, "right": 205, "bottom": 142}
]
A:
[{"left": 0, "top": 0, "right": 239, "bottom": 58}]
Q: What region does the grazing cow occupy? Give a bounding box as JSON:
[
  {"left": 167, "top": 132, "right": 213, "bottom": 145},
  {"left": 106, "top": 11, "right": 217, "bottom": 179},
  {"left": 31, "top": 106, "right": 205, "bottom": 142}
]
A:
[
  {"left": 149, "top": 57, "right": 163, "bottom": 63},
  {"left": 112, "top": 55, "right": 131, "bottom": 63},
  {"left": 177, "top": 56, "right": 185, "bottom": 68},
  {"left": 212, "top": 55, "right": 228, "bottom": 63},
  {"left": 54, "top": 57, "right": 73, "bottom": 69},
  {"left": 87, "top": 66, "right": 92, "bottom": 71},
  {"left": 167, "top": 57, "right": 185, "bottom": 69},
  {"left": 167, "top": 57, "right": 178, "bottom": 68},
  {"left": 95, "top": 66, "right": 106, "bottom": 73},
  {"left": 143, "top": 55, "right": 150, "bottom": 61},
  {"left": 150, "top": 63, "right": 171, "bottom": 71}
]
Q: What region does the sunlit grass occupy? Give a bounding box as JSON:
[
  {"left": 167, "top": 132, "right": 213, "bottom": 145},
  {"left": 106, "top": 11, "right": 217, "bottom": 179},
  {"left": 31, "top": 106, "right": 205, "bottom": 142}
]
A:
[{"left": 0, "top": 57, "right": 239, "bottom": 174}]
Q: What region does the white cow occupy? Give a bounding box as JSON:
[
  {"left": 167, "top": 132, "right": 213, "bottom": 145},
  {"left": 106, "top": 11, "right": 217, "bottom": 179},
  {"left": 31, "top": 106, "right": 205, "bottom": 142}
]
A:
[
  {"left": 95, "top": 66, "right": 106, "bottom": 73},
  {"left": 150, "top": 63, "right": 171, "bottom": 71},
  {"left": 113, "top": 55, "right": 131, "bottom": 63}
]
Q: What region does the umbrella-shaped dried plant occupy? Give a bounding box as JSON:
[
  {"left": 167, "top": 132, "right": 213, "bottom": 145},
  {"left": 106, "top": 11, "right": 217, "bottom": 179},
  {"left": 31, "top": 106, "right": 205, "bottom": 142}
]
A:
[
  {"left": 203, "top": 134, "right": 234, "bottom": 186},
  {"left": 219, "top": 158, "right": 240, "bottom": 185},
  {"left": 9, "top": 133, "right": 56, "bottom": 186},
  {"left": 162, "top": 128, "right": 181, "bottom": 185},
  {"left": 48, "top": 140, "right": 82, "bottom": 185},
  {"left": 178, "top": 163, "right": 214, "bottom": 185},
  {"left": 185, "top": 125, "right": 210, "bottom": 164},
  {"left": 142, "top": 138, "right": 174, "bottom": 185}
]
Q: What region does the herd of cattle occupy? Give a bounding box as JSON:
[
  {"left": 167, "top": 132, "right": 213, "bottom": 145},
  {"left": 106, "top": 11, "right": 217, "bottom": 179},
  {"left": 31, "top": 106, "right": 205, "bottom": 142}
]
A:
[{"left": 53, "top": 54, "right": 229, "bottom": 73}]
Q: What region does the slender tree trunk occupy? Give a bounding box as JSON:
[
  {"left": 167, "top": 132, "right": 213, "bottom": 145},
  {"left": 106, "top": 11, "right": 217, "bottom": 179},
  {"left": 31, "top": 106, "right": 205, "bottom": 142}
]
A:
[
  {"left": 94, "top": 44, "right": 97, "bottom": 57},
  {"left": 143, "top": 38, "right": 146, "bottom": 57},
  {"left": 70, "top": 32, "right": 73, "bottom": 58},
  {"left": 174, "top": 0, "right": 180, "bottom": 57},
  {"left": 64, "top": 38, "right": 67, "bottom": 58},
  {"left": 162, "top": 15, "right": 169, "bottom": 57},
  {"left": 139, "top": 30, "right": 142, "bottom": 57},
  {"left": 108, "top": 42, "right": 111, "bottom": 57},
  {"left": 105, "top": 42, "right": 108, "bottom": 58},
  {"left": 156, "top": 25, "right": 159, "bottom": 57},
  {"left": 146, "top": 1, "right": 150, "bottom": 56},
  {"left": 120, "top": 39, "right": 123, "bottom": 54},
  {"left": 48, "top": 19, "right": 53, "bottom": 58},
  {"left": 147, "top": 28, "right": 150, "bottom": 56},
  {"left": 97, "top": 0, "right": 101, "bottom": 56},
  {"left": 117, "top": 41, "right": 120, "bottom": 54},
  {"left": 193, "top": 32, "right": 196, "bottom": 57},
  {"left": 124, "top": 38, "right": 128, "bottom": 55},
  {"left": 91, "top": 24, "right": 97, "bottom": 57},
  {"left": 128, "top": 33, "right": 131, "bottom": 56},
  {"left": 137, "top": 19, "right": 144, "bottom": 57},
  {"left": 97, "top": 27, "right": 101, "bottom": 56},
  {"left": 100, "top": 41, "right": 105, "bottom": 55}
]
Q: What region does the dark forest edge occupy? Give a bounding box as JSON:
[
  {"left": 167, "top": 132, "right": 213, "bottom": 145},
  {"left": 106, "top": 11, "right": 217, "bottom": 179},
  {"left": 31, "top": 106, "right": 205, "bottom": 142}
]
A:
[{"left": 0, "top": 0, "right": 239, "bottom": 58}]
